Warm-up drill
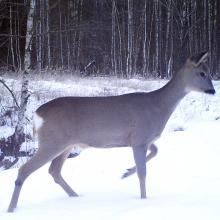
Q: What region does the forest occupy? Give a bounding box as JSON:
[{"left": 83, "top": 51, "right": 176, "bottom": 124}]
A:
[{"left": 0, "top": 0, "right": 220, "bottom": 78}]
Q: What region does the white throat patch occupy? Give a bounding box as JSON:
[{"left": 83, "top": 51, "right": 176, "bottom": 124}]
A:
[{"left": 33, "top": 112, "right": 44, "bottom": 131}]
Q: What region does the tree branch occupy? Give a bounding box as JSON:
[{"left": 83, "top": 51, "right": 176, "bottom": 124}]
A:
[{"left": 0, "top": 78, "right": 20, "bottom": 109}]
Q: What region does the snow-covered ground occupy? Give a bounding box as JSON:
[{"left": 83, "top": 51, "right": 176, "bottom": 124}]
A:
[{"left": 0, "top": 76, "right": 220, "bottom": 219}]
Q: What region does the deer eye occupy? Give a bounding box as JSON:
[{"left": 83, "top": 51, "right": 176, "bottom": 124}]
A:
[{"left": 200, "top": 72, "right": 206, "bottom": 78}]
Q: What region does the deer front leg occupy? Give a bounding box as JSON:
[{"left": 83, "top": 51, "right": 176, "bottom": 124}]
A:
[
  {"left": 122, "top": 144, "right": 158, "bottom": 178},
  {"left": 132, "top": 145, "right": 147, "bottom": 199}
]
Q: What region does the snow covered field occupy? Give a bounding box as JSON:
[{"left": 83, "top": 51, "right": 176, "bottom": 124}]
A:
[{"left": 0, "top": 76, "right": 220, "bottom": 219}]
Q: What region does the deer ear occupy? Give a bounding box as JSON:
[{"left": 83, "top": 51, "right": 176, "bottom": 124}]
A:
[{"left": 190, "top": 51, "right": 209, "bottom": 66}]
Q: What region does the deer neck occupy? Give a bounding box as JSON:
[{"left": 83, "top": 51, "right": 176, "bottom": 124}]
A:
[{"left": 154, "top": 72, "right": 188, "bottom": 119}]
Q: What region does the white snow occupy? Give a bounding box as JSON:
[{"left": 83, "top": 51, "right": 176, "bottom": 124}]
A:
[{"left": 0, "top": 77, "right": 220, "bottom": 219}]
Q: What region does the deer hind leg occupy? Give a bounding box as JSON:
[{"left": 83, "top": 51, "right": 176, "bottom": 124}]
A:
[
  {"left": 122, "top": 144, "right": 158, "bottom": 179},
  {"left": 8, "top": 147, "right": 62, "bottom": 212},
  {"left": 146, "top": 143, "right": 158, "bottom": 162},
  {"left": 49, "top": 148, "right": 78, "bottom": 197},
  {"left": 132, "top": 145, "right": 147, "bottom": 199}
]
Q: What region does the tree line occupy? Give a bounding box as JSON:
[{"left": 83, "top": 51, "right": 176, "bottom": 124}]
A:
[{"left": 0, "top": 0, "right": 220, "bottom": 78}]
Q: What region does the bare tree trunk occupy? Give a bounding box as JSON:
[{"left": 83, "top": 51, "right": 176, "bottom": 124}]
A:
[
  {"left": 154, "top": 0, "right": 159, "bottom": 77},
  {"left": 65, "top": 16, "right": 70, "bottom": 69},
  {"left": 203, "top": 0, "right": 207, "bottom": 50},
  {"left": 143, "top": 0, "right": 147, "bottom": 76},
  {"left": 126, "top": 0, "right": 133, "bottom": 77},
  {"left": 39, "top": 0, "right": 43, "bottom": 69},
  {"left": 111, "top": 0, "right": 117, "bottom": 75},
  {"left": 213, "top": 0, "right": 218, "bottom": 76},
  {"left": 76, "top": 0, "right": 83, "bottom": 71},
  {"left": 165, "top": 0, "right": 171, "bottom": 78},
  {"left": 169, "top": 3, "right": 173, "bottom": 78},
  {"left": 9, "top": 6, "right": 15, "bottom": 70},
  {"left": 117, "top": 13, "right": 123, "bottom": 77},
  {"left": 15, "top": 7, "right": 22, "bottom": 71},
  {"left": 146, "top": 8, "right": 154, "bottom": 78},
  {"left": 59, "top": 3, "right": 64, "bottom": 68},
  {"left": 14, "top": 0, "right": 34, "bottom": 152},
  {"left": 24, "top": 0, "right": 34, "bottom": 70},
  {"left": 193, "top": 1, "right": 198, "bottom": 53},
  {"left": 46, "top": 0, "right": 51, "bottom": 68},
  {"left": 187, "top": 1, "right": 192, "bottom": 53},
  {"left": 208, "top": 0, "right": 212, "bottom": 72}
]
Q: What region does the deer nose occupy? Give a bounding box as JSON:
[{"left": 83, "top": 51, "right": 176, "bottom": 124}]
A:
[{"left": 205, "top": 89, "right": 216, "bottom": 95}]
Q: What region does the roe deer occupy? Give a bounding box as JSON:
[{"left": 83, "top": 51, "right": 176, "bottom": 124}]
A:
[{"left": 8, "top": 52, "right": 215, "bottom": 212}]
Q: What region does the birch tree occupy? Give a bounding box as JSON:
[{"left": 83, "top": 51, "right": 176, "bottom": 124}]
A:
[{"left": 0, "top": 0, "right": 34, "bottom": 167}]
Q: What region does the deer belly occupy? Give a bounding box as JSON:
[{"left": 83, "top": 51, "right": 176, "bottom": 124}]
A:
[{"left": 78, "top": 126, "right": 131, "bottom": 148}]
